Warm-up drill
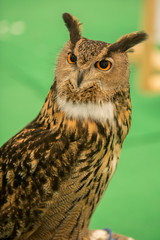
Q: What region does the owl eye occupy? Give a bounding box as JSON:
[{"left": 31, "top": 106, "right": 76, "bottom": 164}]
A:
[
  {"left": 95, "top": 60, "right": 112, "bottom": 71},
  {"left": 67, "top": 53, "right": 77, "bottom": 64}
]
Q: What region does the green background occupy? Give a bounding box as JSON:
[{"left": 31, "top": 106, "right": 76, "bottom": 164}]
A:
[{"left": 0, "top": 0, "right": 160, "bottom": 239}]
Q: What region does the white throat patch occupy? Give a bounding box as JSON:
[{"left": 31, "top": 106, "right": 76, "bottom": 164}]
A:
[{"left": 57, "top": 97, "right": 114, "bottom": 122}]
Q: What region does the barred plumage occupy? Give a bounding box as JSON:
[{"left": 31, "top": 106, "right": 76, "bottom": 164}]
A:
[{"left": 0, "top": 12, "right": 147, "bottom": 240}]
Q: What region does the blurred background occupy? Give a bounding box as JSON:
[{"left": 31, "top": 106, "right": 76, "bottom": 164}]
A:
[{"left": 0, "top": 0, "right": 160, "bottom": 239}]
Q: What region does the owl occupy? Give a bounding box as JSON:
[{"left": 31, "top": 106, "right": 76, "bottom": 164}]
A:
[{"left": 0, "top": 13, "right": 147, "bottom": 240}]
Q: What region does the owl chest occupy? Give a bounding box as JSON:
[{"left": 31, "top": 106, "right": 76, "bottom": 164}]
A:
[
  {"left": 83, "top": 139, "right": 118, "bottom": 193},
  {"left": 46, "top": 133, "right": 118, "bottom": 239},
  {"left": 64, "top": 125, "right": 120, "bottom": 217},
  {"left": 33, "top": 119, "right": 122, "bottom": 239}
]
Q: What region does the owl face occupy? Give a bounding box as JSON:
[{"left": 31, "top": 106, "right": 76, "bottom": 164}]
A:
[{"left": 56, "top": 38, "right": 130, "bottom": 94}]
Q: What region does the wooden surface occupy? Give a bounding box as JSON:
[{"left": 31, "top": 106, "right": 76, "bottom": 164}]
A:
[{"left": 131, "top": 0, "right": 160, "bottom": 92}]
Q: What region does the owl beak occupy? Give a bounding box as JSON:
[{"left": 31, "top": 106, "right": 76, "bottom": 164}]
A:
[{"left": 77, "top": 70, "right": 83, "bottom": 87}]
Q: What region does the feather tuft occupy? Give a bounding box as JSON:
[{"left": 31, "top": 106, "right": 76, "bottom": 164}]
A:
[
  {"left": 108, "top": 31, "right": 148, "bottom": 53},
  {"left": 62, "top": 13, "right": 82, "bottom": 45}
]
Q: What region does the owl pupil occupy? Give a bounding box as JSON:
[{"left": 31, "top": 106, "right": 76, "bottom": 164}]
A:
[
  {"left": 70, "top": 54, "right": 77, "bottom": 62},
  {"left": 99, "top": 60, "right": 108, "bottom": 69}
]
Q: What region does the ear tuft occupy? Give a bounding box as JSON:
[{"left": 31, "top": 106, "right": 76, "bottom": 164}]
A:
[
  {"left": 62, "top": 13, "right": 82, "bottom": 45},
  {"left": 108, "top": 31, "right": 148, "bottom": 53}
]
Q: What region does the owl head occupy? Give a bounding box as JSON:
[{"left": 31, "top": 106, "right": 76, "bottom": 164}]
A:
[{"left": 55, "top": 13, "right": 147, "bottom": 120}]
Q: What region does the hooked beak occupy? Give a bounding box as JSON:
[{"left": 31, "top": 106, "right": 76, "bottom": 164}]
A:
[{"left": 77, "top": 70, "right": 83, "bottom": 87}]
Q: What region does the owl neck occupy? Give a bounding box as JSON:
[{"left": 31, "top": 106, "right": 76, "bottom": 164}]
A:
[
  {"left": 34, "top": 81, "right": 58, "bottom": 128},
  {"left": 56, "top": 96, "right": 114, "bottom": 123},
  {"left": 34, "top": 79, "right": 131, "bottom": 132}
]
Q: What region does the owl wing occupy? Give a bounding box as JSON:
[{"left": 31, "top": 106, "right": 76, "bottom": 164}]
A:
[{"left": 0, "top": 115, "right": 77, "bottom": 239}]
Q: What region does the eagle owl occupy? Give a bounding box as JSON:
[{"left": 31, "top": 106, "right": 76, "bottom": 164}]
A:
[{"left": 0, "top": 13, "right": 147, "bottom": 240}]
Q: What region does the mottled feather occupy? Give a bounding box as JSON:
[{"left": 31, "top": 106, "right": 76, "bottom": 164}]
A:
[{"left": 0, "top": 12, "right": 147, "bottom": 240}]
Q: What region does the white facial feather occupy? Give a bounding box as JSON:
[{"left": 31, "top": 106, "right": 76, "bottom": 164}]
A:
[{"left": 57, "top": 97, "right": 114, "bottom": 122}]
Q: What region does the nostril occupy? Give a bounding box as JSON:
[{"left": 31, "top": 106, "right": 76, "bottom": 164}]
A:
[{"left": 77, "top": 71, "right": 83, "bottom": 87}]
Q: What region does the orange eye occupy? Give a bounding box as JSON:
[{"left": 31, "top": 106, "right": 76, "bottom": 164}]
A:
[
  {"left": 67, "top": 53, "right": 77, "bottom": 64},
  {"left": 95, "top": 60, "right": 112, "bottom": 71}
]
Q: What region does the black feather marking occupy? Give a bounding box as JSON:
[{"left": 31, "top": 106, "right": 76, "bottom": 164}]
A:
[
  {"left": 75, "top": 183, "right": 85, "bottom": 193},
  {"left": 86, "top": 178, "right": 92, "bottom": 187},
  {"left": 95, "top": 181, "right": 101, "bottom": 194},
  {"left": 51, "top": 176, "right": 59, "bottom": 191},
  {"left": 80, "top": 171, "right": 92, "bottom": 183},
  {"left": 62, "top": 13, "right": 81, "bottom": 45},
  {"left": 94, "top": 164, "right": 101, "bottom": 176},
  {"left": 96, "top": 122, "right": 106, "bottom": 137},
  {"left": 90, "top": 132, "right": 97, "bottom": 143},
  {"left": 79, "top": 165, "right": 91, "bottom": 172},
  {"left": 69, "top": 211, "right": 82, "bottom": 237},
  {"left": 82, "top": 189, "right": 90, "bottom": 200}
]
